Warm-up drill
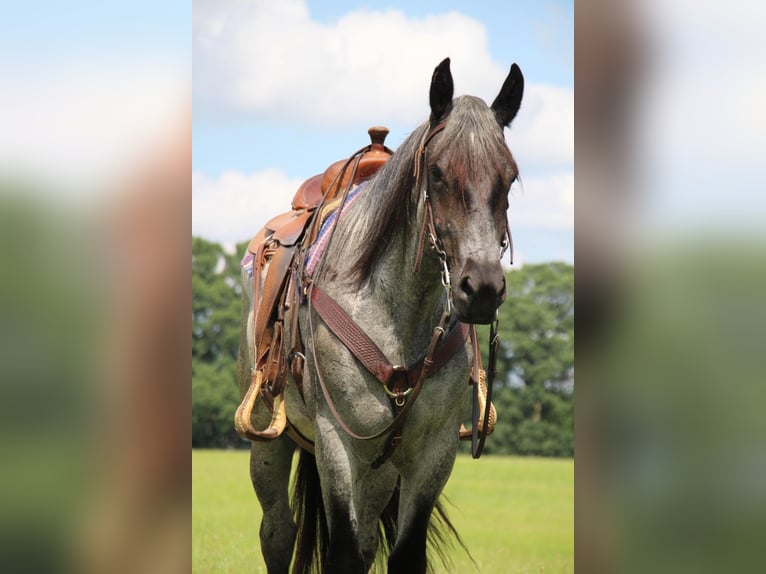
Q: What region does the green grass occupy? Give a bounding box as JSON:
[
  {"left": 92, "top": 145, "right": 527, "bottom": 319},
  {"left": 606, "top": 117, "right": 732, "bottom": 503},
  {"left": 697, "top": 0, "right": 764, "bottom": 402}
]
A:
[{"left": 192, "top": 450, "right": 573, "bottom": 573}]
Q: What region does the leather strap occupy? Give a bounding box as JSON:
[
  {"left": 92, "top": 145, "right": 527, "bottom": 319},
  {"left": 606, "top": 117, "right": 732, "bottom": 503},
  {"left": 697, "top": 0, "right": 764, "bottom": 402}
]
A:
[
  {"left": 307, "top": 283, "right": 459, "bottom": 445},
  {"left": 310, "top": 285, "right": 391, "bottom": 383},
  {"left": 253, "top": 245, "right": 296, "bottom": 363},
  {"left": 412, "top": 121, "right": 447, "bottom": 274},
  {"left": 310, "top": 285, "right": 468, "bottom": 387},
  {"left": 473, "top": 319, "right": 500, "bottom": 458},
  {"left": 286, "top": 421, "right": 315, "bottom": 454}
]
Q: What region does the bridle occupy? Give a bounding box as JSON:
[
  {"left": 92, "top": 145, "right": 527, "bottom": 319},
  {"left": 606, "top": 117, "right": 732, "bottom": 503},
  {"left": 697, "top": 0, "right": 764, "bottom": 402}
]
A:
[
  {"left": 411, "top": 120, "right": 510, "bottom": 458},
  {"left": 413, "top": 121, "right": 514, "bottom": 281},
  {"left": 304, "top": 118, "right": 510, "bottom": 462}
]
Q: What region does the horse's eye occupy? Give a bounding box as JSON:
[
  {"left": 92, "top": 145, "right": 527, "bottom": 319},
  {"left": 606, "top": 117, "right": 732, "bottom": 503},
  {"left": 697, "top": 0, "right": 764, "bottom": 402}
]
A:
[{"left": 430, "top": 165, "right": 442, "bottom": 181}]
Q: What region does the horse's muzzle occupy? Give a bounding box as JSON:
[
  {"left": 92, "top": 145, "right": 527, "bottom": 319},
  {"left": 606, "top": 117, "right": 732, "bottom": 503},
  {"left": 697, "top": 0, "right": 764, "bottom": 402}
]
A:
[{"left": 454, "top": 258, "right": 506, "bottom": 324}]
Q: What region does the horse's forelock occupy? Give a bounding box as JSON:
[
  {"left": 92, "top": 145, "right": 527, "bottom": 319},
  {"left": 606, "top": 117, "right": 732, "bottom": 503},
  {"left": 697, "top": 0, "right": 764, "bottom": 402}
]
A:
[{"left": 432, "top": 96, "right": 516, "bottom": 200}]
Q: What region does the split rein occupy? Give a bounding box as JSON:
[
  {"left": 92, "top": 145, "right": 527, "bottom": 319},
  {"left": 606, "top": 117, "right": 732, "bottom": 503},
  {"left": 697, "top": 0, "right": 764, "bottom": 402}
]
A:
[{"left": 303, "top": 121, "right": 506, "bottom": 462}]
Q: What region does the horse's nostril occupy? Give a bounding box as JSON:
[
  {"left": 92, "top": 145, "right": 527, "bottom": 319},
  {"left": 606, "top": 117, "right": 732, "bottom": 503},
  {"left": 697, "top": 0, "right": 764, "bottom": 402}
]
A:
[{"left": 460, "top": 277, "right": 474, "bottom": 299}]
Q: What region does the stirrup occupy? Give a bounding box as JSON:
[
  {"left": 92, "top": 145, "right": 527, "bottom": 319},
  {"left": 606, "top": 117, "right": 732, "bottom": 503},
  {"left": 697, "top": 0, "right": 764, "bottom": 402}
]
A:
[
  {"left": 234, "top": 370, "right": 288, "bottom": 441},
  {"left": 459, "top": 369, "right": 497, "bottom": 440}
]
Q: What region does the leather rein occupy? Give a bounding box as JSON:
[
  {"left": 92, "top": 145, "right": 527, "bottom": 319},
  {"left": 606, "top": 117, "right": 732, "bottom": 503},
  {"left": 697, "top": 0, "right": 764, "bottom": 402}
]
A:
[{"left": 304, "top": 120, "right": 508, "bottom": 463}]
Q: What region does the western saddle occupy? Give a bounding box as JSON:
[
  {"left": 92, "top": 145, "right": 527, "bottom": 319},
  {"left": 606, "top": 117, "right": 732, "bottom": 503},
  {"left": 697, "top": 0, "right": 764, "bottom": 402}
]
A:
[
  {"left": 234, "top": 126, "right": 496, "bottom": 452},
  {"left": 234, "top": 127, "right": 394, "bottom": 445}
]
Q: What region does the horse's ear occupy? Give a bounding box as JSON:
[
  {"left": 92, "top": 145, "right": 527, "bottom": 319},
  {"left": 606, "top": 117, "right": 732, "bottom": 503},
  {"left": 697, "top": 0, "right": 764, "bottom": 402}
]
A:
[
  {"left": 492, "top": 63, "right": 524, "bottom": 128},
  {"left": 429, "top": 57, "right": 454, "bottom": 122}
]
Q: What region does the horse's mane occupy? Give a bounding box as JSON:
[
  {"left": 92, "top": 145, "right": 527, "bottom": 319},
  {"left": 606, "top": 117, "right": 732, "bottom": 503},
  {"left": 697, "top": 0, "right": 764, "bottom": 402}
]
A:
[
  {"left": 327, "top": 96, "right": 515, "bottom": 286},
  {"left": 317, "top": 122, "right": 424, "bottom": 286}
]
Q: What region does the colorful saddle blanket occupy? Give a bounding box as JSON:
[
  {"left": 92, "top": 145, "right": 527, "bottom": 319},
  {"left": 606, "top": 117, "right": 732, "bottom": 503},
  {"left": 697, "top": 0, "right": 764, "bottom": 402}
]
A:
[{"left": 304, "top": 181, "right": 366, "bottom": 276}]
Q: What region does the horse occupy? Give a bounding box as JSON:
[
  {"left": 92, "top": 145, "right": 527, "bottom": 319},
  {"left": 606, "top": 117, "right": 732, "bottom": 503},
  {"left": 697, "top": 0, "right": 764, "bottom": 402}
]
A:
[{"left": 237, "top": 57, "right": 524, "bottom": 573}]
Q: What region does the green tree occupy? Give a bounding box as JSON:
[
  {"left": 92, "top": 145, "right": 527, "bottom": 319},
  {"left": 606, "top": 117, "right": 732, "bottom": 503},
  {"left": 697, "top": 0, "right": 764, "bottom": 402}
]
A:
[
  {"left": 498, "top": 261, "right": 574, "bottom": 390},
  {"left": 192, "top": 237, "right": 246, "bottom": 364},
  {"left": 471, "top": 262, "right": 574, "bottom": 456},
  {"left": 192, "top": 237, "right": 249, "bottom": 448}
]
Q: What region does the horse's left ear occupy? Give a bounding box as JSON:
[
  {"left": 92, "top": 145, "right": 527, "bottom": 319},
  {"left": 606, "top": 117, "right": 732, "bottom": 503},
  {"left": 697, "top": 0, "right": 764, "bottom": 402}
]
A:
[
  {"left": 492, "top": 63, "right": 524, "bottom": 128},
  {"left": 430, "top": 57, "right": 454, "bottom": 122}
]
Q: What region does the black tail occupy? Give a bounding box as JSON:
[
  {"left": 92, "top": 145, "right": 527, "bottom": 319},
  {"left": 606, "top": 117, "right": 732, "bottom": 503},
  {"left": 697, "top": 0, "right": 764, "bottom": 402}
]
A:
[
  {"left": 428, "top": 496, "right": 474, "bottom": 573},
  {"left": 291, "top": 449, "right": 329, "bottom": 574},
  {"left": 375, "top": 481, "right": 400, "bottom": 571}
]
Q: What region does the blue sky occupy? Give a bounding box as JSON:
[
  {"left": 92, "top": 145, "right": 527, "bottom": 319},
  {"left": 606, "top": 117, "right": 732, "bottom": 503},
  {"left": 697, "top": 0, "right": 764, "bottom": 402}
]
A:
[
  {"left": 193, "top": 0, "right": 574, "bottom": 265},
  {"left": 0, "top": 1, "right": 189, "bottom": 63}
]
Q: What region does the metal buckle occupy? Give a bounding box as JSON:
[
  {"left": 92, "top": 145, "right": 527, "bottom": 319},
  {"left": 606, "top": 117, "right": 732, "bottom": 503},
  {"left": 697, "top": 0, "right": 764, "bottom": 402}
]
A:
[{"left": 384, "top": 366, "right": 413, "bottom": 407}]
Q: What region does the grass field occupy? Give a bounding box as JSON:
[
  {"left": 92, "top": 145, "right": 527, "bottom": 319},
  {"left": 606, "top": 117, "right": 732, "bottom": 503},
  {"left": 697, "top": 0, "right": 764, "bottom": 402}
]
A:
[{"left": 192, "top": 450, "right": 572, "bottom": 573}]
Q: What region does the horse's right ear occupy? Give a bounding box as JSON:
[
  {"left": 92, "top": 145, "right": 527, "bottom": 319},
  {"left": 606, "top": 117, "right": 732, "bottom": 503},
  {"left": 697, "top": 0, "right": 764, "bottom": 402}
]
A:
[
  {"left": 429, "top": 57, "right": 454, "bottom": 122},
  {"left": 492, "top": 63, "right": 524, "bottom": 128}
]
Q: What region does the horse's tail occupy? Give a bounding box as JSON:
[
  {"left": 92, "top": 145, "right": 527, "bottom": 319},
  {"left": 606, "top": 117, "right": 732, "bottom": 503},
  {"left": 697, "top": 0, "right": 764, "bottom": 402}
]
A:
[
  {"left": 291, "top": 449, "right": 329, "bottom": 574},
  {"left": 428, "top": 496, "right": 475, "bottom": 574}
]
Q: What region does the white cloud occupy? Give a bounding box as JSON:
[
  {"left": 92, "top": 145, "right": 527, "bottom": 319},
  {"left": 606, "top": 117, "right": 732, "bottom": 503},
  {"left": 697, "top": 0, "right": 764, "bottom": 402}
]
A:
[
  {"left": 194, "top": 0, "right": 502, "bottom": 126},
  {"left": 510, "top": 172, "right": 574, "bottom": 231},
  {"left": 192, "top": 167, "right": 573, "bottom": 252},
  {"left": 508, "top": 84, "right": 573, "bottom": 170},
  {"left": 192, "top": 168, "right": 304, "bottom": 244},
  {"left": 194, "top": 0, "right": 572, "bottom": 171}
]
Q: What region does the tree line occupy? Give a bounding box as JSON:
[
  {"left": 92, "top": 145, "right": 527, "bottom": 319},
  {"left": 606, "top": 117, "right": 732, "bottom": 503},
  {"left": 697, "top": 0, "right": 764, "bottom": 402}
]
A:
[{"left": 192, "top": 237, "right": 573, "bottom": 457}]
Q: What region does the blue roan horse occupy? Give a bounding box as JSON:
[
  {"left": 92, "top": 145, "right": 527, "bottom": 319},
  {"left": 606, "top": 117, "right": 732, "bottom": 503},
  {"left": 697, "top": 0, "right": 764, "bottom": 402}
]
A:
[{"left": 237, "top": 58, "right": 524, "bottom": 573}]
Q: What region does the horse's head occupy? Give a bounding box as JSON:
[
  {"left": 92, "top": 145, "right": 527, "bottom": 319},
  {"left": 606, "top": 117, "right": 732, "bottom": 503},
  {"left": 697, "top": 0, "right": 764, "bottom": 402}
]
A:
[{"left": 421, "top": 58, "right": 524, "bottom": 324}]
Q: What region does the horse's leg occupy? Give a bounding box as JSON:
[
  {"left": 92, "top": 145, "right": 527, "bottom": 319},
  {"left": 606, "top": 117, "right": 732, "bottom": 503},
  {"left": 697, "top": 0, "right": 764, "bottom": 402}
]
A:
[
  {"left": 312, "top": 420, "right": 366, "bottom": 572},
  {"left": 313, "top": 418, "right": 399, "bottom": 572},
  {"left": 238, "top": 302, "right": 296, "bottom": 572},
  {"left": 387, "top": 488, "right": 432, "bottom": 574},
  {"left": 388, "top": 441, "right": 459, "bottom": 574},
  {"left": 354, "top": 462, "right": 399, "bottom": 568},
  {"left": 250, "top": 436, "right": 296, "bottom": 574}
]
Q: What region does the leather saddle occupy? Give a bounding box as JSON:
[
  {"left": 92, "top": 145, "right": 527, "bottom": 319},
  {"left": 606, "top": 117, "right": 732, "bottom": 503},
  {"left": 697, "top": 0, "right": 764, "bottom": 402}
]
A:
[{"left": 234, "top": 127, "right": 393, "bottom": 442}]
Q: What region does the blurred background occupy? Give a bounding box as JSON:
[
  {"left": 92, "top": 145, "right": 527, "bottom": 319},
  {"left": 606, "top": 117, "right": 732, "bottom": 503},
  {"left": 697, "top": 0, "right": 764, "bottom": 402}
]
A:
[
  {"left": 576, "top": 0, "right": 766, "bottom": 572},
  {"left": 0, "top": 1, "right": 190, "bottom": 572},
  {"left": 1, "top": 0, "right": 764, "bottom": 573}
]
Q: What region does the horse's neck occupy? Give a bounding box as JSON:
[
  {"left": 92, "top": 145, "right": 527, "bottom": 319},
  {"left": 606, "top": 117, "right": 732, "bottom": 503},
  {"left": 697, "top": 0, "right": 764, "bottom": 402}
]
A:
[
  {"left": 374, "top": 228, "right": 445, "bottom": 332},
  {"left": 328, "top": 191, "right": 445, "bottom": 349}
]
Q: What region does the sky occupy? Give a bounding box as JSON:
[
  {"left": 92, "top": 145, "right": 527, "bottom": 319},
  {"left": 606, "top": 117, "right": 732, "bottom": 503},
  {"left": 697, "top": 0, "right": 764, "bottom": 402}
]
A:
[{"left": 192, "top": 0, "right": 574, "bottom": 265}]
